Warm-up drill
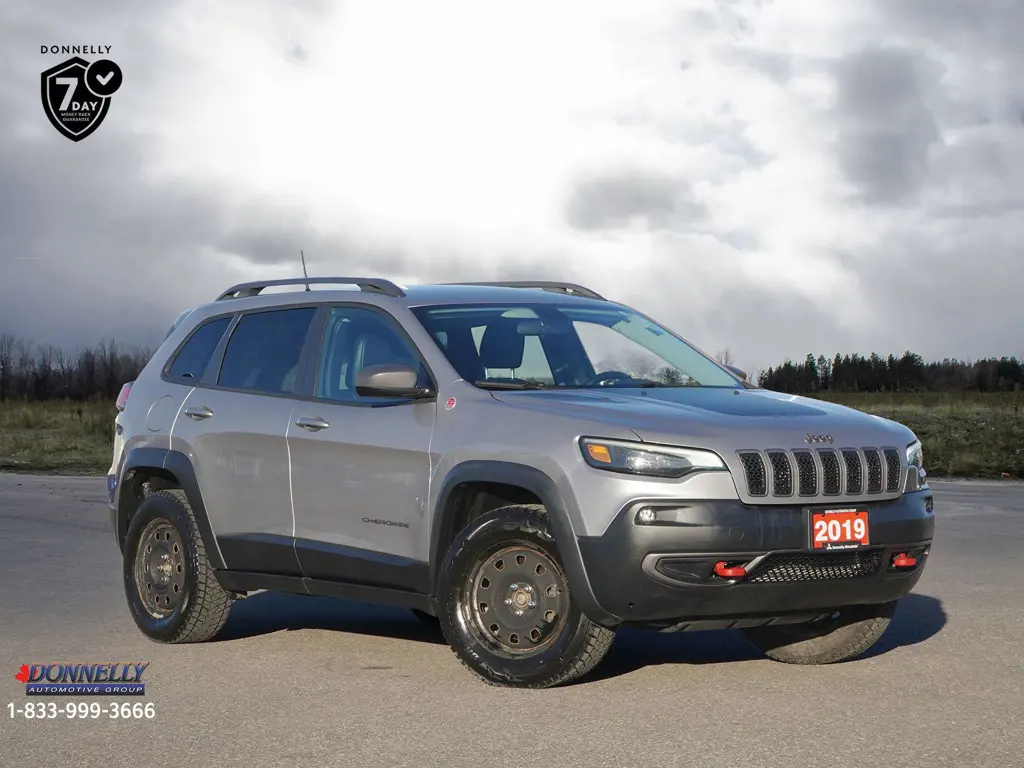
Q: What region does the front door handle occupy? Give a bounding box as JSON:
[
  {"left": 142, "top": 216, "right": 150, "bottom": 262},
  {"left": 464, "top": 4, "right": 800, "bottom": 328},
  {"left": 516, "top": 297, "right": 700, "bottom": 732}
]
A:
[
  {"left": 183, "top": 405, "right": 214, "bottom": 420},
  {"left": 295, "top": 415, "right": 330, "bottom": 431}
]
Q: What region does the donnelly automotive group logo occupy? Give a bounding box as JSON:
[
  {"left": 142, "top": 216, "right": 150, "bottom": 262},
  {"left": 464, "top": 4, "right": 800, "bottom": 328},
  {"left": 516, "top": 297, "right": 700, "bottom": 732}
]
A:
[
  {"left": 40, "top": 45, "right": 123, "bottom": 141},
  {"left": 15, "top": 662, "right": 149, "bottom": 696}
]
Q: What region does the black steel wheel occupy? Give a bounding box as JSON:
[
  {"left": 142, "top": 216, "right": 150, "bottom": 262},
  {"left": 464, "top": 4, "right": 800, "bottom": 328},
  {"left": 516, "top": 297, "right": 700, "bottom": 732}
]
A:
[
  {"left": 134, "top": 518, "right": 187, "bottom": 617},
  {"left": 436, "top": 504, "right": 615, "bottom": 688},
  {"left": 465, "top": 545, "right": 569, "bottom": 655}
]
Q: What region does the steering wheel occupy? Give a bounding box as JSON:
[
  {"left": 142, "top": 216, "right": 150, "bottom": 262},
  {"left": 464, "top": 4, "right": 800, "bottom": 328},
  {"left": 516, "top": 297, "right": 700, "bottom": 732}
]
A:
[{"left": 584, "top": 370, "right": 634, "bottom": 387}]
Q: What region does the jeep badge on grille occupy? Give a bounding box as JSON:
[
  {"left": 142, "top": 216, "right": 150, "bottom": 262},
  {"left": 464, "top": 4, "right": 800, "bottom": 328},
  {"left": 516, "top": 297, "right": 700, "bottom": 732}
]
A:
[{"left": 804, "top": 434, "right": 834, "bottom": 444}]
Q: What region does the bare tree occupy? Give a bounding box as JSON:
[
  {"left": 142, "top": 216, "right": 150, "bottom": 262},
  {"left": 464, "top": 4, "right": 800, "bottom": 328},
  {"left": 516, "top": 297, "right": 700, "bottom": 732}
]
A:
[
  {"left": 0, "top": 334, "right": 13, "bottom": 401},
  {"left": 55, "top": 348, "right": 74, "bottom": 398},
  {"left": 34, "top": 344, "right": 56, "bottom": 400},
  {"left": 714, "top": 348, "right": 735, "bottom": 367}
]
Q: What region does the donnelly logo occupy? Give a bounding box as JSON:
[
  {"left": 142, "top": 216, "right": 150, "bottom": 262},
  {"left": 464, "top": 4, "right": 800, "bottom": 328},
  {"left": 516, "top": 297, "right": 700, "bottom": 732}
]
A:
[
  {"left": 40, "top": 46, "right": 123, "bottom": 141},
  {"left": 15, "top": 662, "right": 149, "bottom": 696}
]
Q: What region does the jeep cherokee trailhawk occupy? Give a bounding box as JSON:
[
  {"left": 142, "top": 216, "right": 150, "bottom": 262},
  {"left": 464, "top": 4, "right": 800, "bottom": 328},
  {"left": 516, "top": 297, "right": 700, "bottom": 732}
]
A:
[{"left": 108, "top": 277, "right": 934, "bottom": 687}]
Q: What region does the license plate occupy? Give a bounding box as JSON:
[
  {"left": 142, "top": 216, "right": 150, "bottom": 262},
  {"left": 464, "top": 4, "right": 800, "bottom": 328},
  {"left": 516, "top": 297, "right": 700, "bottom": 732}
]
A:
[{"left": 810, "top": 508, "right": 869, "bottom": 550}]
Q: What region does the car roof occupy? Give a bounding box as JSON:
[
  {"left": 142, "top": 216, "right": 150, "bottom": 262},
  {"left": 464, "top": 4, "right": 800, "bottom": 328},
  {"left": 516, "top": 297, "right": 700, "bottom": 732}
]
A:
[
  {"left": 400, "top": 284, "right": 609, "bottom": 307},
  {"left": 168, "top": 280, "right": 622, "bottom": 335},
  {"left": 199, "top": 279, "right": 614, "bottom": 311}
]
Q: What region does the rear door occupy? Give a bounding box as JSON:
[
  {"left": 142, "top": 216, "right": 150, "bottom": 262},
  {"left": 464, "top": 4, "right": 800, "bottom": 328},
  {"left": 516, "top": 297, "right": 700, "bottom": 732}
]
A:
[
  {"left": 288, "top": 303, "right": 436, "bottom": 590},
  {"left": 172, "top": 304, "right": 320, "bottom": 575}
]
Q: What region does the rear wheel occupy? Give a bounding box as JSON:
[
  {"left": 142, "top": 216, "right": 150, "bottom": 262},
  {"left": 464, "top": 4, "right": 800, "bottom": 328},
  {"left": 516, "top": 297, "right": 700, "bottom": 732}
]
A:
[
  {"left": 741, "top": 600, "right": 897, "bottom": 664},
  {"left": 436, "top": 504, "right": 615, "bottom": 688},
  {"left": 123, "top": 489, "right": 233, "bottom": 643}
]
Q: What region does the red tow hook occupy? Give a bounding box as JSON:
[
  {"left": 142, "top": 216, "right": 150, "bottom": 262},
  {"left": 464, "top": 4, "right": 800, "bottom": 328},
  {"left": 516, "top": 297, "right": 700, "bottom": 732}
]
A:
[
  {"left": 714, "top": 561, "right": 747, "bottom": 579},
  {"left": 892, "top": 552, "right": 918, "bottom": 568}
]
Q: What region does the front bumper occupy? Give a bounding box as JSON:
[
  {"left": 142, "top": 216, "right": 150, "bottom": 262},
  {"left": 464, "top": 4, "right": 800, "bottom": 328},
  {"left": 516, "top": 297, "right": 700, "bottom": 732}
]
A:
[{"left": 576, "top": 489, "right": 934, "bottom": 624}]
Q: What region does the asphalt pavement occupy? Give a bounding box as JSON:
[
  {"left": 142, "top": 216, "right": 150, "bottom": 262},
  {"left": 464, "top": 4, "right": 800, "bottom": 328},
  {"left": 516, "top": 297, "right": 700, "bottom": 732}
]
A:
[{"left": 1, "top": 474, "right": 1021, "bottom": 767}]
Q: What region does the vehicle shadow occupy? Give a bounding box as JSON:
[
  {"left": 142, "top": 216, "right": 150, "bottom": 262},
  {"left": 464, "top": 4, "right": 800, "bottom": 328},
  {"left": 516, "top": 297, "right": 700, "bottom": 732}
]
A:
[
  {"left": 214, "top": 591, "right": 946, "bottom": 681},
  {"left": 585, "top": 592, "right": 947, "bottom": 683},
  {"left": 215, "top": 591, "right": 447, "bottom": 645}
]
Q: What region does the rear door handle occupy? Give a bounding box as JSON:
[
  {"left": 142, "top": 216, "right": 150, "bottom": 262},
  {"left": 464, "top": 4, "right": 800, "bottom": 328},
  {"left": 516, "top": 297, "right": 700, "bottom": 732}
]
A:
[
  {"left": 183, "top": 405, "right": 214, "bottom": 420},
  {"left": 295, "top": 415, "right": 330, "bottom": 431}
]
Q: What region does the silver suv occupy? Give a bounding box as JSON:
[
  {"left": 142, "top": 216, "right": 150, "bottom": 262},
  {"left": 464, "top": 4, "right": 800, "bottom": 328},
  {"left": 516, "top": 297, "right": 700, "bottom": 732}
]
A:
[{"left": 108, "top": 277, "right": 934, "bottom": 688}]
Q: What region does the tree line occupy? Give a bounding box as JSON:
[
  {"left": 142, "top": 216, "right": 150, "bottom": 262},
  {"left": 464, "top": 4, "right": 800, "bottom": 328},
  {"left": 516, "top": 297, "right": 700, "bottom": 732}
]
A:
[
  {"left": 0, "top": 334, "right": 1021, "bottom": 401},
  {"left": 756, "top": 351, "right": 1024, "bottom": 394},
  {"left": 0, "top": 336, "right": 153, "bottom": 402}
]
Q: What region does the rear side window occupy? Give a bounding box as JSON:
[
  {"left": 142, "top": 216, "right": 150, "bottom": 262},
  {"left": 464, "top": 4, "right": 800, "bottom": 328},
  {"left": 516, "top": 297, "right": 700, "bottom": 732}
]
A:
[
  {"left": 217, "top": 307, "right": 317, "bottom": 395},
  {"left": 166, "top": 316, "right": 232, "bottom": 381}
]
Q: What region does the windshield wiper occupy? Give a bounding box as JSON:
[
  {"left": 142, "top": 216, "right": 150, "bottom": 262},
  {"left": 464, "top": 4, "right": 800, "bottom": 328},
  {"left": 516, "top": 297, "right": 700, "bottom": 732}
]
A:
[{"left": 474, "top": 380, "right": 551, "bottom": 390}]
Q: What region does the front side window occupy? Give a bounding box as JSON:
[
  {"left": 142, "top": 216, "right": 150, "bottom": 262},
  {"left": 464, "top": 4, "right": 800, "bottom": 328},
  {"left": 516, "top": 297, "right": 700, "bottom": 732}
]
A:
[
  {"left": 411, "top": 303, "right": 739, "bottom": 389},
  {"left": 166, "top": 315, "right": 231, "bottom": 381},
  {"left": 217, "top": 307, "right": 317, "bottom": 394},
  {"left": 315, "top": 306, "right": 430, "bottom": 403}
]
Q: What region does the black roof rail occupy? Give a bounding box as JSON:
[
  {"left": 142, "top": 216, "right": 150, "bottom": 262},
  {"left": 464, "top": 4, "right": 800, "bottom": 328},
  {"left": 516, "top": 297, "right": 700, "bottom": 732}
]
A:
[
  {"left": 216, "top": 277, "right": 406, "bottom": 301},
  {"left": 443, "top": 281, "right": 606, "bottom": 300}
]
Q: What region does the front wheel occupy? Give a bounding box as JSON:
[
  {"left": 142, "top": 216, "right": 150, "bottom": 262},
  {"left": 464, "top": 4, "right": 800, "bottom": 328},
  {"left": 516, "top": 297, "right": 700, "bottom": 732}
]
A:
[
  {"left": 741, "top": 600, "right": 898, "bottom": 664},
  {"left": 436, "top": 504, "right": 615, "bottom": 688}
]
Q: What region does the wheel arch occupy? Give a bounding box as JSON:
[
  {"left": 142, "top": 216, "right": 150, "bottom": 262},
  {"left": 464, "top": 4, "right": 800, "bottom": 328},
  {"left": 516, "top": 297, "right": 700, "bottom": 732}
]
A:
[
  {"left": 117, "top": 447, "right": 225, "bottom": 570},
  {"left": 429, "top": 460, "right": 620, "bottom": 626}
]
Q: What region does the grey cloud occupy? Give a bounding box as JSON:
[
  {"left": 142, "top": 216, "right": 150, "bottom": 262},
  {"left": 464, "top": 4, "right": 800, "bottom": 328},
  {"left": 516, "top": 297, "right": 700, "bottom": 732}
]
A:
[
  {"left": 831, "top": 46, "right": 943, "bottom": 206},
  {"left": 564, "top": 170, "right": 706, "bottom": 233},
  {"left": 727, "top": 47, "right": 793, "bottom": 84},
  {"left": 879, "top": 0, "right": 1024, "bottom": 68},
  {"left": 850, "top": 217, "right": 1024, "bottom": 362},
  {"left": 2, "top": 0, "right": 1022, "bottom": 378},
  {"left": 612, "top": 112, "right": 770, "bottom": 169},
  {"left": 604, "top": 247, "right": 858, "bottom": 378}
]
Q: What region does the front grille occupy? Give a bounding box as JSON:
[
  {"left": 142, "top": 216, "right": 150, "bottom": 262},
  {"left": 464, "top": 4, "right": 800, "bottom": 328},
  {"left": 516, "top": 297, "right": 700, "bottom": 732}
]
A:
[
  {"left": 865, "top": 449, "right": 883, "bottom": 493},
  {"left": 740, "top": 452, "right": 767, "bottom": 496},
  {"left": 793, "top": 451, "right": 817, "bottom": 496},
  {"left": 843, "top": 450, "right": 863, "bottom": 494},
  {"left": 736, "top": 446, "right": 904, "bottom": 501},
  {"left": 747, "top": 550, "right": 883, "bottom": 583},
  {"left": 820, "top": 450, "right": 842, "bottom": 495},
  {"left": 884, "top": 449, "right": 902, "bottom": 492},
  {"left": 767, "top": 452, "right": 793, "bottom": 496}
]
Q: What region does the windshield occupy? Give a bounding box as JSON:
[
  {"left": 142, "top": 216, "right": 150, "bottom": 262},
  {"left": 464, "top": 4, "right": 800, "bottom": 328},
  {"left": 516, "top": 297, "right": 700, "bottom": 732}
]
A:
[{"left": 410, "top": 302, "right": 741, "bottom": 389}]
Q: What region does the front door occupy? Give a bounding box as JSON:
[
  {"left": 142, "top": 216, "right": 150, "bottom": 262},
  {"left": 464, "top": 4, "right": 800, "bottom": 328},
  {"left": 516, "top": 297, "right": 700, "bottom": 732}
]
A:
[{"left": 288, "top": 304, "right": 436, "bottom": 591}]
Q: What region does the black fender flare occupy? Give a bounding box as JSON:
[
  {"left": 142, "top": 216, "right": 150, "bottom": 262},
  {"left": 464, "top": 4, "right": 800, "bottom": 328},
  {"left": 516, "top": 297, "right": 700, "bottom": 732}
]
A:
[
  {"left": 116, "top": 447, "right": 225, "bottom": 570},
  {"left": 429, "top": 460, "right": 621, "bottom": 627}
]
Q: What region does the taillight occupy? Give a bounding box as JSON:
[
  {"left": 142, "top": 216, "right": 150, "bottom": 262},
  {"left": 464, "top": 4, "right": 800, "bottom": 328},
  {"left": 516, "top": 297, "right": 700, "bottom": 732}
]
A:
[{"left": 116, "top": 382, "right": 133, "bottom": 412}]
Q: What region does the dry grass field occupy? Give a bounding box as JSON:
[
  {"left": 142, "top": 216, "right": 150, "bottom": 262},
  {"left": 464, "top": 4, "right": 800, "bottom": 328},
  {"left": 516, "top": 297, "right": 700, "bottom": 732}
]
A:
[
  {"left": 0, "top": 392, "right": 1021, "bottom": 478},
  {"left": 0, "top": 400, "right": 116, "bottom": 474},
  {"left": 820, "top": 392, "right": 1023, "bottom": 479}
]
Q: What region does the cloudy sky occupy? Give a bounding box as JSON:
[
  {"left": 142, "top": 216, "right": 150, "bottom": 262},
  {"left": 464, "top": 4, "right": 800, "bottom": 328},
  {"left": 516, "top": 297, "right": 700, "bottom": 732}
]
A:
[{"left": 2, "top": 0, "right": 1022, "bottom": 377}]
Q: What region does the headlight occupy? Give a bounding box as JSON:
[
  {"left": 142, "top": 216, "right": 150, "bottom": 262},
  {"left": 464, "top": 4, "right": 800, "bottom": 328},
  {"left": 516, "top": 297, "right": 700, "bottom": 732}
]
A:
[
  {"left": 579, "top": 437, "right": 726, "bottom": 478},
  {"left": 907, "top": 439, "right": 924, "bottom": 469}
]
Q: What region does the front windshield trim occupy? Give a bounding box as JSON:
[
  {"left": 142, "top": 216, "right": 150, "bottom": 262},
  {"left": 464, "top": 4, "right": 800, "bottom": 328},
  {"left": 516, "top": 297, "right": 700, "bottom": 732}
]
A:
[{"left": 410, "top": 301, "right": 744, "bottom": 391}]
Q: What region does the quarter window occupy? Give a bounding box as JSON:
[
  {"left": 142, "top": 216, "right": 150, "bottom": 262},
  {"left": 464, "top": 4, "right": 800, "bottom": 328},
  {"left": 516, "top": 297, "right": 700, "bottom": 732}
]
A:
[{"left": 166, "top": 316, "right": 232, "bottom": 381}]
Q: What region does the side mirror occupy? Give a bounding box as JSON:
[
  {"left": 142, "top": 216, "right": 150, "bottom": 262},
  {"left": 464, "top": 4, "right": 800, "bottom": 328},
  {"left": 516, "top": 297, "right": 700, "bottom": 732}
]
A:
[
  {"left": 725, "top": 364, "right": 748, "bottom": 382},
  {"left": 355, "top": 363, "right": 434, "bottom": 399}
]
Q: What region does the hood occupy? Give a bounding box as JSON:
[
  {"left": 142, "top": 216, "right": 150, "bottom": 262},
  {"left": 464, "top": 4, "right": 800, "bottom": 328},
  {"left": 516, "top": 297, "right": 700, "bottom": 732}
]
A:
[{"left": 490, "top": 386, "right": 915, "bottom": 450}]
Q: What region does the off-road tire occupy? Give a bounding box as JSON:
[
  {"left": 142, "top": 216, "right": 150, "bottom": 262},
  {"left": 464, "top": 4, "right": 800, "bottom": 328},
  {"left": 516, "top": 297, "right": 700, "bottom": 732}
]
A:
[
  {"left": 123, "top": 489, "right": 233, "bottom": 643},
  {"left": 436, "top": 504, "right": 615, "bottom": 688},
  {"left": 741, "top": 600, "right": 898, "bottom": 664}
]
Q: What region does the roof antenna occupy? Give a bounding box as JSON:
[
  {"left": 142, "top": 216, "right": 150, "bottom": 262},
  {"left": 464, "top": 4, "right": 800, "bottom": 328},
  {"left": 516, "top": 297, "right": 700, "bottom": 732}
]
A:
[{"left": 300, "top": 250, "right": 311, "bottom": 291}]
